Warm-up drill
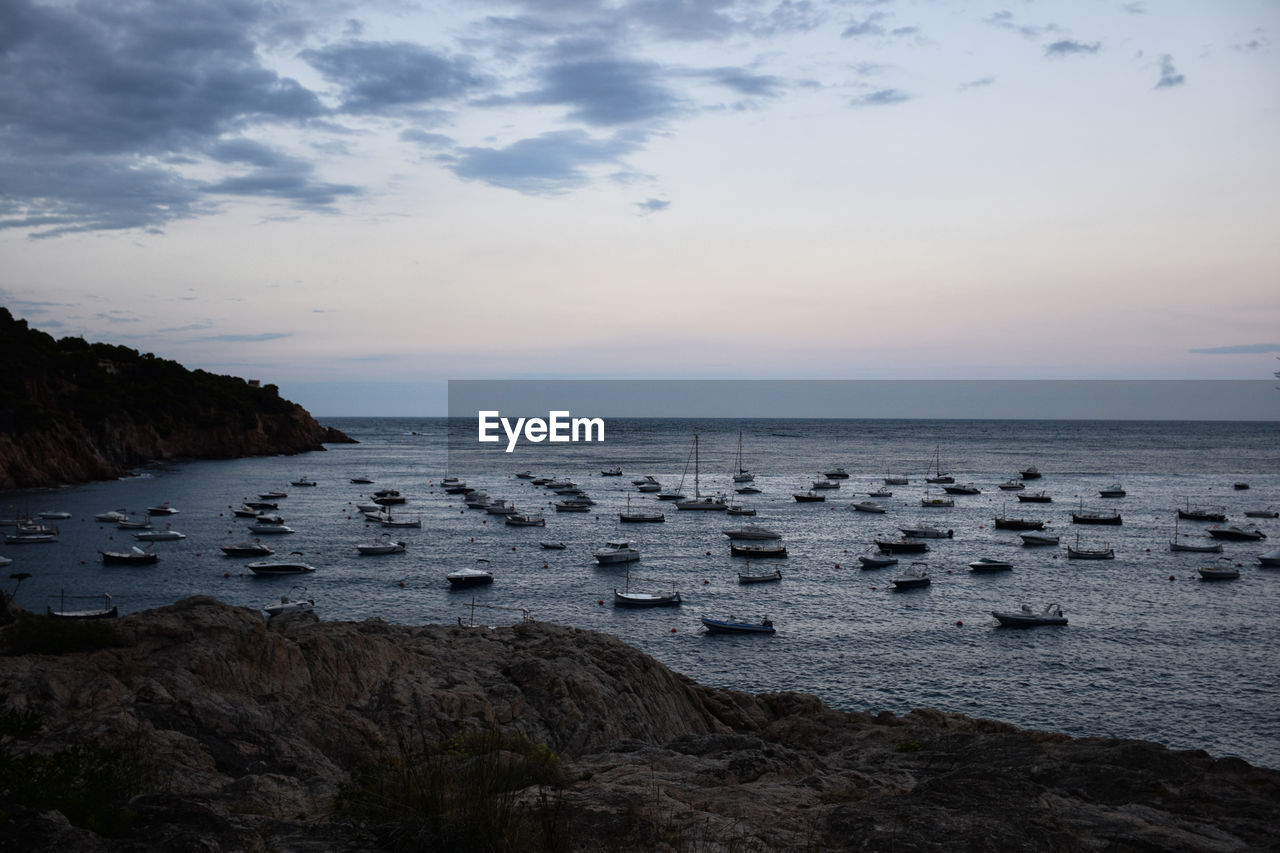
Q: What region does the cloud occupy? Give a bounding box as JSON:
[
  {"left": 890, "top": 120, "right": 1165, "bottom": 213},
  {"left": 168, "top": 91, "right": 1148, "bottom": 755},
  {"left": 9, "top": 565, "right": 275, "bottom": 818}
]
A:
[
  {"left": 984, "top": 11, "right": 1060, "bottom": 40},
  {"left": 301, "top": 41, "right": 488, "bottom": 113},
  {"left": 842, "top": 13, "right": 888, "bottom": 38},
  {"left": 1045, "top": 40, "right": 1101, "bottom": 58},
  {"left": 400, "top": 129, "right": 455, "bottom": 148},
  {"left": 624, "top": 0, "right": 738, "bottom": 42},
  {"left": 199, "top": 332, "right": 293, "bottom": 343},
  {"left": 850, "top": 88, "right": 911, "bottom": 107},
  {"left": 1154, "top": 55, "right": 1185, "bottom": 89},
  {"left": 636, "top": 198, "right": 670, "bottom": 214},
  {"left": 694, "top": 67, "right": 784, "bottom": 97},
  {"left": 958, "top": 77, "right": 996, "bottom": 91},
  {"left": 503, "top": 46, "right": 685, "bottom": 126},
  {"left": 1189, "top": 344, "right": 1280, "bottom": 354},
  {"left": 203, "top": 141, "right": 360, "bottom": 209},
  {"left": 446, "top": 129, "right": 647, "bottom": 195},
  {"left": 157, "top": 322, "right": 215, "bottom": 333}
]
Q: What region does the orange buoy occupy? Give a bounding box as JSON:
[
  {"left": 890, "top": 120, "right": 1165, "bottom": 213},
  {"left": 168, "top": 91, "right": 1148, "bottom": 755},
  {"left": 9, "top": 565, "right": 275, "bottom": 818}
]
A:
[{"left": 955, "top": 620, "right": 963, "bottom": 627}]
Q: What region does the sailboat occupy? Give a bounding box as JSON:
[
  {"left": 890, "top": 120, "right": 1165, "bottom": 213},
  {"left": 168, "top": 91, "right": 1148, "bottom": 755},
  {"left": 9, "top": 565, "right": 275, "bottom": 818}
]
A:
[
  {"left": 924, "top": 446, "right": 954, "bottom": 484},
  {"left": 1169, "top": 516, "right": 1222, "bottom": 553},
  {"left": 676, "top": 435, "right": 727, "bottom": 510},
  {"left": 657, "top": 442, "right": 691, "bottom": 501},
  {"left": 731, "top": 430, "right": 754, "bottom": 482}
]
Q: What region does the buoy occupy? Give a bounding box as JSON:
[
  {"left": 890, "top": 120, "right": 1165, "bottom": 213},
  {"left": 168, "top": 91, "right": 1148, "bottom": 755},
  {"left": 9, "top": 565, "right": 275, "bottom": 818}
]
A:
[
  {"left": 470, "top": 537, "right": 474, "bottom": 542},
  {"left": 598, "top": 599, "right": 604, "bottom": 605},
  {"left": 671, "top": 627, "right": 678, "bottom": 633},
  {"left": 1169, "top": 575, "right": 1176, "bottom": 580},
  {"left": 398, "top": 581, "right": 405, "bottom": 587},
  {"left": 834, "top": 563, "right": 840, "bottom": 569},
  {"left": 543, "top": 563, "right": 548, "bottom": 568},
  {"left": 706, "top": 551, "right": 711, "bottom": 555},
  {"left": 955, "top": 620, "right": 963, "bottom": 627},
  {"left": 511, "top": 546, "right": 516, "bottom": 551},
  {"left": 224, "top": 572, "right": 230, "bottom": 578},
  {"left": 703, "top": 579, "right": 709, "bottom": 585},
  {"left": 80, "top": 560, "right": 85, "bottom": 565}
]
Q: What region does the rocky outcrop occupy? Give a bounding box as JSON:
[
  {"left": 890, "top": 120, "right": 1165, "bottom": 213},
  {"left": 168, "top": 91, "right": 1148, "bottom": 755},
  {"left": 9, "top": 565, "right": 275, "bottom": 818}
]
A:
[
  {"left": 1, "top": 597, "right": 1276, "bottom": 852},
  {"left": 0, "top": 308, "right": 355, "bottom": 489}
]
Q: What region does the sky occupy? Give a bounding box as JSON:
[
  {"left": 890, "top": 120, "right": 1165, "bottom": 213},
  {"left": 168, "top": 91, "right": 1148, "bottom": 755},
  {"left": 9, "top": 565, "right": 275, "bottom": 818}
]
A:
[{"left": 1, "top": 0, "right": 1278, "bottom": 417}]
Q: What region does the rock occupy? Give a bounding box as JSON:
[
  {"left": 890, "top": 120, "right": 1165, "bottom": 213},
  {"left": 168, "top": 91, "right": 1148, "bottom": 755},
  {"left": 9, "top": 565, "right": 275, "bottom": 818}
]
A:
[{"left": 1, "top": 597, "right": 1276, "bottom": 851}]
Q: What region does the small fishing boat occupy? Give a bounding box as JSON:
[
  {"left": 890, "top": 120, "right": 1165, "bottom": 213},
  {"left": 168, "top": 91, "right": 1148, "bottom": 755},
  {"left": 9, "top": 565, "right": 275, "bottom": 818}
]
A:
[
  {"left": 729, "top": 542, "right": 787, "bottom": 558},
  {"left": 852, "top": 501, "right": 887, "bottom": 513},
  {"left": 920, "top": 492, "right": 954, "bottom": 508},
  {"left": 116, "top": 518, "right": 152, "bottom": 530},
  {"left": 722, "top": 524, "right": 782, "bottom": 540},
  {"left": 1170, "top": 518, "right": 1223, "bottom": 553},
  {"left": 1207, "top": 526, "right": 1267, "bottom": 541},
  {"left": 601, "top": 467, "right": 623, "bottom": 476},
  {"left": 811, "top": 478, "right": 841, "bottom": 490},
  {"left": 247, "top": 553, "right": 316, "bottom": 575},
  {"left": 998, "top": 480, "right": 1025, "bottom": 491},
  {"left": 506, "top": 513, "right": 548, "bottom": 526},
  {"left": 1098, "top": 483, "right": 1126, "bottom": 498},
  {"left": 858, "top": 554, "right": 898, "bottom": 569},
  {"left": 1244, "top": 508, "right": 1279, "bottom": 519},
  {"left": 876, "top": 539, "right": 929, "bottom": 554},
  {"left": 968, "top": 557, "right": 1013, "bottom": 573},
  {"left": 993, "top": 516, "right": 1045, "bottom": 531},
  {"left": 613, "top": 569, "right": 681, "bottom": 607},
  {"left": 1016, "top": 492, "right": 1052, "bottom": 503},
  {"left": 1072, "top": 507, "right": 1122, "bottom": 526},
  {"left": 701, "top": 615, "right": 775, "bottom": 634},
  {"left": 726, "top": 504, "right": 756, "bottom": 516},
  {"left": 793, "top": 491, "right": 825, "bottom": 503},
  {"left": 540, "top": 541, "right": 566, "bottom": 550},
  {"left": 37, "top": 511, "right": 72, "bottom": 520},
  {"left": 3, "top": 531, "right": 57, "bottom": 544},
  {"left": 379, "top": 514, "right": 422, "bottom": 528},
  {"left": 47, "top": 592, "right": 117, "bottom": 619},
  {"left": 357, "top": 535, "right": 406, "bottom": 555},
  {"left": 619, "top": 497, "right": 663, "bottom": 523},
  {"left": 290, "top": 476, "right": 318, "bottom": 487},
  {"left": 100, "top": 546, "right": 158, "bottom": 565},
  {"left": 1019, "top": 533, "right": 1060, "bottom": 546},
  {"left": 891, "top": 563, "right": 931, "bottom": 589},
  {"left": 1066, "top": 535, "right": 1114, "bottom": 560},
  {"left": 737, "top": 567, "right": 782, "bottom": 584},
  {"left": 898, "top": 525, "right": 953, "bottom": 539},
  {"left": 868, "top": 487, "right": 892, "bottom": 498},
  {"left": 992, "top": 603, "right": 1066, "bottom": 627},
  {"left": 1198, "top": 558, "right": 1240, "bottom": 581}
]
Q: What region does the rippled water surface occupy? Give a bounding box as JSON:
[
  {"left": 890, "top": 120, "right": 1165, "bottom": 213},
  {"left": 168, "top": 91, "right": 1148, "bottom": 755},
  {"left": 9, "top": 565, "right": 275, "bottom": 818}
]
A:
[{"left": 4, "top": 418, "right": 1278, "bottom": 767}]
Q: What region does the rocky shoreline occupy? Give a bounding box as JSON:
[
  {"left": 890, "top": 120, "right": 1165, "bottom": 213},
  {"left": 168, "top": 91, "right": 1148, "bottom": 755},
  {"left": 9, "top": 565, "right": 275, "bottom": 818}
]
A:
[{"left": 0, "top": 596, "right": 1275, "bottom": 851}]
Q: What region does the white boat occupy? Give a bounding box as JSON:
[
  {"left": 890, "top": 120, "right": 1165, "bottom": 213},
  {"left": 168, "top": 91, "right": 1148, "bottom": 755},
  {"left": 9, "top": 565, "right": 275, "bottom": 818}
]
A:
[
  {"left": 247, "top": 553, "right": 316, "bottom": 575},
  {"left": 485, "top": 501, "right": 517, "bottom": 515},
  {"left": 263, "top": 587, "right": 314, "bottom": 617},
  {"left": 47, "top": 592, "right": 117, "bottom": 619},
  {"left": 37, "top": 511, "right": 72, "bottom": 520},
  {"left": 1098, "top": 483, "right": 1126, "bottom": 498},
  {"left": 1258, "top": 548, "right": 1280, "bottom": 568},
  {"left": 0, "top": 556, "right": 10, "bottom": 567},
  {"left": 676, "top": 436, "right": 727, "bottom": 510},
  {"left": 100, "top": 545, "right": 159, "bottom": 565},
  {"left": 147, "top": 503, "right": 179, "bottom": 515},
  {"left": 135, "top": 526, "right": 186, "bottom": 541},
  {"left": 729, "top": 542, "right": 787, "bottom": 558},
  {"left": 701, "top": 615, "right": 775, "bottom": 634},
  {"left": 992, "top": 603, "right": 1066, "bottom": 627},
  {"left": 735, "top": 485, "right": 762, "bottom": 495},
  {"left": 540, "top": 541, "right": 566, "bottom": 550},
  {"left": 1017, "top": 491, "right": 1052, "bottom": 503},
  {"left": 248, "top": 521, "right": 294, "bottom": 534},
  {"left": 221, "top": 540, "right": 274, "bottom": 557},
  {"left": 737, "top": 567, "right": 782, "bottom": 584},
  {"left": 447, "top": 561, "right": 495, "bottom": 587},
  {"left": 868, "top": 487, "right": 892, "bottom": 498},
  {"left": 1198, "top": 558, "right": 1240, "bottom": 581},
  {"left": 898, "top": 525, "right": 953, "bottom": 539},
  {"left": 637, "top": 482, "right": 663, "bottom": 493},
  {"left": 613, "top": 568, "right": 681, "bottom": 607},
  {"left": 1019, "top": 533, "right": 1060, "bottom": 546},
  {"left": 594, "top": 540, "right": 640, "bottom": 565},
  {"left": 350, "top": 475, "right": 374, "bottom": 484},
  {"left": 722, "top": 524, "right": 782, "bottom": 540},
  {"left": 858, "top": 554, "right": 898, "bottom": 569},
  {"left": 232, "top": 505, "right": 260, "bottom": 518},
  {"left": 554, "top": 498, "right": 593, "bottom": 512},
  {"left": 732, "top": 431, "right": 754, "bottom": 482},
  {"left": 3, "top": 531, "right": 57, "bottom": 544},
  {"left": 810, "top": 478, "right": 841, "bottom": 489},
  {"left": 116, "top": 518, "right": 152, "bottom": 530},
  {"left": 1244, "top": 508, "right": 1279, "bottom": 519},
  {"left": 968, "top": 557, "right": 1013, "bottom": 573},
  {"left": 506, "top": 513, "right": 548, "bottom": 526},
  {"left": 852, "top": 501, "right": 886, "bottom": 513},
  {"left": 290, "top": 476, "right": 318, "bottom": 487},
  {"left": 632, "top": 475, "right": 660, "bottom": 487},
  {"left": 997, "top": 480, "right": 1025, "bottom": 491},
  {"left": 891, "top": 563, "right": 931, "bottom": 589},
  {"left": 94, "top": 509, "right": 130, "bottom": 522},
  {"left": 357, "top": 535, "right": 407, "bottom": 555},
  {"left": 1170, "top": 518, "right": 1223, "bottom": 553}
]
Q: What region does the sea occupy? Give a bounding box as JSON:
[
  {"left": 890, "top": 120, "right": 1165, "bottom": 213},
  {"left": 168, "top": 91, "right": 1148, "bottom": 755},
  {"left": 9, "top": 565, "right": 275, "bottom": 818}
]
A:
[{"left": 3, "top": 417, "right": 1278, "bottom": 769}]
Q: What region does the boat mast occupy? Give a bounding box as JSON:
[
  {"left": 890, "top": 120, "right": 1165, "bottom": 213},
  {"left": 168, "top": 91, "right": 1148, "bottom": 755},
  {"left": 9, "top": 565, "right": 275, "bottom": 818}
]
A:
[{"left": 694, "top": 434, "right": 701, "bottom": 498}]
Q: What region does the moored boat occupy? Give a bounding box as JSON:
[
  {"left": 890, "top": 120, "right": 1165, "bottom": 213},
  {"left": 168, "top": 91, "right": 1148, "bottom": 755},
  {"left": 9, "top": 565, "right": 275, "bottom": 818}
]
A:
[
  {"left": 701, "top": 615, "right": 775, "bottom": 634},
  {"left": 594, "top": 540, "right": 640, "bottom": 565},
  {"left": 1198, "top": 558, "right": 1240, "bottom": 581},
  {"left": 47, "top": 592, "right": 118, "bottom": 619},
  {"left": 992, "top": 603, "right": 1066, "bottom": 627},
  {"left": 247, "top": 553, "right": 315, "bottom": 575},
  {"left": 737, "top": 567, "right": 782, "bottom": 584},
  {"left": 729, "top": 542, "right": 787, "bottom": 558},
  {"left": 891, "top": 563, "right": 931, "bottom": 589},
  {"left": 1207, "top": 526, "right": 1267, "bottom": 541},
  {"left": 968, "top": 557, "right": 1013, "bottom": 573}
]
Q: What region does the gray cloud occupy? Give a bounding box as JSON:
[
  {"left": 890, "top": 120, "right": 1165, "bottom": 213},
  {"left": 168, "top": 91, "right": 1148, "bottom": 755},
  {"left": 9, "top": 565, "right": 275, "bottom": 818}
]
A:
[
  {"left": 985, "top": 11, "right": 1060, "bottom": 40},
  {"left": 199, "top": 332, "right": 294, "bottom": 342},
  {"left": 958, "top": 77, "right": 996, "bottom": 91},
  {"left": 842, "top": 13, "right": 888, "bottom": 38},
  {"left": 157, "top": 322, "right": 215, "bottom": 333},
  {"left": 301, "top": 41, "right": 488, "bottom": 113},
  {"left": 1189, "top": 344, "right": 1280, "bottom": 354},
  {"left": 696, "top": 67, "right": 785, "bottom": 97},
  {"left": 400, "top": 129, "right": 455, "bottom": 148},
  {"left": 1045, "top": 40, "right": 1101, "bottom": 58},
  {"left": 1154, "top": 55, "right": 1185, "bottom": 89},
  {"left": 503, "top": 45, "right": 686, "bottom": 125},
  {"left": 636, "top": 198, "right": 670, "bottom": 214},
  {"left": 446, "top": 129, "right": 646, "bottom": 195},
  {"left": 851, "top": 88, "right": 910, "bottom": 107}
]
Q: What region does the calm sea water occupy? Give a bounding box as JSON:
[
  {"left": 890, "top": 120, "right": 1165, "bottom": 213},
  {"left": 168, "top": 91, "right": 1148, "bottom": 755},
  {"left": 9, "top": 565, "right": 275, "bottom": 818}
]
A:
[{"left": 4, "top": 417, "right": 1278, "bottom": 768}]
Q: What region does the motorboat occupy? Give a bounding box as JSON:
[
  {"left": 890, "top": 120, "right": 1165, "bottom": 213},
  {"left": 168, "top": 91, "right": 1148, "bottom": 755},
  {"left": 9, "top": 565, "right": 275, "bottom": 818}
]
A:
[
  {"left": 3, "top": 531, "right": 57, "bottom": 544},
  {"left": 725, "top": 504, "right": 756, "bottom": 516},
  {"left": 998, "top": 480, "right": 1025, "bottom": 491},
  {"left": 701, "top": 615, "right": 775, "bottom": 634},
  {"left": 244, "top": 501, "right": 278, "bottom": 510},
  {"left": 506, "top": 513, "right": 548, "bottom": 526},
  {"left": 247, "top": 554, "right": 316, "bottom": 575},
  {"left": 992, "top": 603, "right": 1066, "bottom": 627},
  {"left": 447, "top": 562, "right": 495, "bottom": 587},
  {"left": 1098, "top": 484, "right": 1126, "bottom": 498},
  {"left": 37, "top": 511, "right": 72, "bottom": 520},
  {"left": 1244, "top": 508, "right": 1279, "bottom": 519},
  {"left": 100, "top": 546, "right": 158, "bottom": 565},
  {"left": 147, "top": 503, "right": 179, "bottom": 515},
  {"left": 357, "top": 535, "right": 407, "bottom": 555},
  {"left": 993, "top": 516, "right": 1045, "bottom": 530},
  {"left": 1257, "top": 548, "right": 1280, "bottom": 568},
  {"left": 263, "top": 589, "right": 315, "bottom": 617},
  {"left": 594, "top": 540, "right": 640, "bottom": 565},
  {"left": 852, "top": 501, "right": 886, "bottom": 513},
  {"left": 811, "top": 478, "right": 841, "bottom": 490},
  {"left": 898, "top": 525, "right": 952, "bottom": 539},
  {"left": 722, "top": 524, "right": 782, "bottom": 540},
  {"left": 463, "top": 492, "right": 492, "bottom": 508},
  {"left": 374, "top": 489, "right": 407, "bottom": 504},
  {"left": 858, "top": 554, "right": 898, "bottom": 569},
  {"left": 735, "top": 486, "right": 762, "bottom": 494},
  {"left": 822, "top": 467, "right": 850, "bottom": 479},
  {"left": 1016, "top": 492, "right": 1052, "bottom": 503},
  {"left": 232, "top": 505, "right": 260, "bottom": 518},
  {"left": 868, "top": 488, "right": 892, "bottom": 498},
  {"left": 221, "top": 541, "right": 274, "bottom": 557},
  {"left": 729, "top": 542, "right": 787, "bottom": 558},
  {"left": 1207, "top": 526, "right": 1267, "bottom": 541},
  {"left": 1233, "top": 482, "right": 1250, "bottom": 490},
  {"left": 793, "top": 491, "right": 825, "bottom": 503},
  {"left": 135, "top": 526, "right": 186, "bottom": 541},
  {"left": 0, "top": 556, "right": 10, "bottom": 567},
  {"left": 290, "top": 476, "right": 318, "bottom": 487},
  {"left": 942, "top": 483, "right": 980, "bottom": 495},
  {"left": 248, "top": 521, "right": 294, "bottom": 534},
  {"left": 258, "top": 491, "right": 288, "bottom": 500},
  {"left": 876, "top": 539, "right": 929, "bottom": 554},
  {"left": 540, "top": 541, "right": 566, "bottom": 550},
  {"left": 737, "top": 568, "right": 782, "bottom": 584},
  {"left": 891, "top": 563, "right": 931, "bottom": 589},
  {"left": 47, "top": 593, "right": 117, "bottom": 619},
  {"left": 601, "top": 467, "right": 623, "bottom": 476},
  {"left": 968, "top": 557, "right": 1013, "bottom": 573},
  {"left": 515, "top": 471, "right": 535, "bottom": 479},
  {"left": 1198, "top": 559, "right": 1240, "bottom": 581},
  {"left": 1019, "top": 466, "right": 1042, "bottom": 480},
  {"left": 554, "top": 498, "right": 593, "bottom": 512},
  {"left": 613, "top": 569, "right": 681, "bottom": 607},
  {"left": 350, "top": 475, "right": 374, "bottom": 484},
  {"left": 379, "top": 514, "right": 422, "bottom": 528},
  {"left": 1019, "top": 533, "right": 1060, "bottom": 546},
  {"left": 637, "top": 482, "right": 663, "bottom": 493},
  {"left": 94, "top": 509, "right": 130, "bottom": 522},
  {"left": 484, "top": 501, "right": 517, "bottom": 515}
]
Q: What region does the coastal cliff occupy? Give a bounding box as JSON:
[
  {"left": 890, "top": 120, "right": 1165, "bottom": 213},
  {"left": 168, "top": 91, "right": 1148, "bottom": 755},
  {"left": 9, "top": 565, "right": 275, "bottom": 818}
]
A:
[
  {"left": 0, "top": 308, "right": 354, "bottom": 490},
  {"left": 0, "top": 596, "right": 1275, "bottom": 852}
]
